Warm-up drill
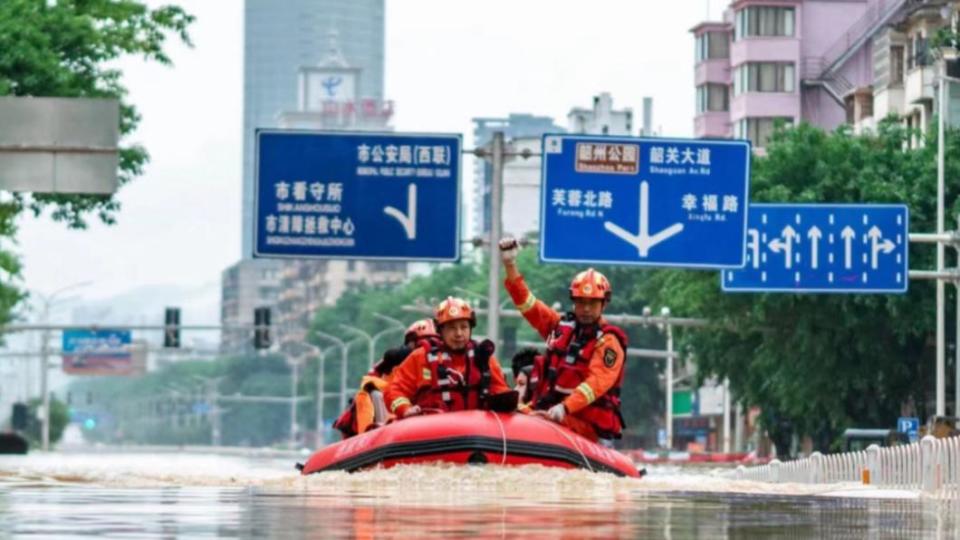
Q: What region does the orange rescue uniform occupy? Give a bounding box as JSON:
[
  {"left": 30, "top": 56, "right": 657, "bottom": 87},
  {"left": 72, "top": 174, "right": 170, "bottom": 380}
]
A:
[
  {"left": 385, "top": 346, "right": 512, "bottom": 418},
  {"left": 505, "top": 273, "right": 625, "bottom": 441}
]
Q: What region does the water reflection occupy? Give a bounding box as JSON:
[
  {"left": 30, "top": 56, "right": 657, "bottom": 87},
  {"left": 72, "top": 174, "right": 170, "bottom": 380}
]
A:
[{"left": 0, "top": 455, "right": 957, "bottom": 538}]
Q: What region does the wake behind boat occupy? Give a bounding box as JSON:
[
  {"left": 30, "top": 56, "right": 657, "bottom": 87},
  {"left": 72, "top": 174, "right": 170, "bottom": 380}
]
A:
[{"left": 296, "top": 410, "right": 641, "bottom": 477}]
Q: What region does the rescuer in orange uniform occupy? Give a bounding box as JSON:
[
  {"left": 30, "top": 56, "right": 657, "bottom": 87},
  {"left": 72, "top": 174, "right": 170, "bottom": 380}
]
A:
[
  {"left": 499, "top": 238, "right": 627, "bottom": 446},
  {"left": 386, "top": 297, "right": 513, "bottom": 418},
  {"left": 333, "top": 319, "right": 439, "bottom": 438}
]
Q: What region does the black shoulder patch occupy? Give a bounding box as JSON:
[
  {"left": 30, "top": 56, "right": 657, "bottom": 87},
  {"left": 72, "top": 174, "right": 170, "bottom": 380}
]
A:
[{"left": 604, "top": 348, "right": 617, "bottom": 367}]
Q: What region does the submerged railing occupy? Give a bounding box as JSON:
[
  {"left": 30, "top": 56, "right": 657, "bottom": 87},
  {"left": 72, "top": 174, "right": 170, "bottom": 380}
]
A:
[{"left": 735, "top": 435, "right": 960, "bottom": 497}]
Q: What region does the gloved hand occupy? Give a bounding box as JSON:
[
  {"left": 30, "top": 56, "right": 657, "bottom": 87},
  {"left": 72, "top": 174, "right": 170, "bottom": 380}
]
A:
[
  {"left": 546, "top": 403, "right": 566, "bottom": 423},
  {"left": 403, "top": 405, "right": 422, "bottom": 418},
  {"left": 499, "top": 237, "right": 519, "bottom": 264}
]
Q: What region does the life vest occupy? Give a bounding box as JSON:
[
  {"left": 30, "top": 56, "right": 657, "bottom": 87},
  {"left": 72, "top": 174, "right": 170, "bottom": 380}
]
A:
[
  {"left": 333, "top": 375, "right": 390, "bottom": 439},
  {"left": 413, "top": 339, "right": 495, "bottom": 412},
  {"left": 531, "top": 313, "right": 628, "bottom": 439}
]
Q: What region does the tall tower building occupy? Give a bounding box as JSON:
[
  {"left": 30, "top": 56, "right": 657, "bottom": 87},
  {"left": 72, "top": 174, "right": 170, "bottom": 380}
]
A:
[{"left": 242, "top": 0, "right": 385, "bottom": 258}]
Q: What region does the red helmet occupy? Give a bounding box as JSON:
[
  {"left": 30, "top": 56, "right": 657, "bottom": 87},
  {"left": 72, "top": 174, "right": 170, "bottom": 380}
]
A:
[
  {"left": 569, "top": 268, "right": 612, "bottom": 302},
  {"left": 404, "top": 319, "right": 437, "bottom": 343},
  {"left": 433, "top": 296, "right": 477, "bottom": 328}
]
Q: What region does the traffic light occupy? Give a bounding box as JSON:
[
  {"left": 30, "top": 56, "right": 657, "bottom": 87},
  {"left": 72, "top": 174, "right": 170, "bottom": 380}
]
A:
[
  {"left": 164, "top": 307, "right": 181, "bottom": 348},
  {"left": 11, "top": 402, "right": 27, "bottom": 430},
  {"left": 254, "top": 307, "right": 271, "bottom": 350}
]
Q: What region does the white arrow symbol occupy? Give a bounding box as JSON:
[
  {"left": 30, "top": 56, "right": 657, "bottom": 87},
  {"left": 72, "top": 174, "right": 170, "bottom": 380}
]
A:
[
  {"left": 604, "top": 181, "right": 684, "bottom": 257},
  {"left": 841, "top": 226, "right": 855, "bottom": 269},
  {"left": 807, "top": 226, "right": 822, "bottom": 269},
  {"left": 768, "top": 225, "right": 798, "bottom": 269},
  {"left": 384, "top": 183, "right": 417, "bottom": 240},
  {"left": 867, "top": 226, "right": 896, "bottom": 270},
  {"left": 747, "top": 229, "right": 760, "bottom": 269}
]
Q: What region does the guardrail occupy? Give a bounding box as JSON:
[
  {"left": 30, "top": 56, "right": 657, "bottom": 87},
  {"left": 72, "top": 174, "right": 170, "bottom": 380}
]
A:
[{"left": 735, "top": 435, "right": 960, "bottom": 497}]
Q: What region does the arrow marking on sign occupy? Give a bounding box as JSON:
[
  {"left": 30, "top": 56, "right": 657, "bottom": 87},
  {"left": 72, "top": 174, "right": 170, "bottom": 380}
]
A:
[
  {"left": 868, "top": 226, "right": 896, "bottom": 270},
  {"left": 768, "top": 225, "right": 798, "bottom": 269},
  {"left": 604, "top": 181, "right": 683, "bottom": 257},
  {"left": 841, "top": 226, "right": 855, "bottom": 269},
  {"left": 807, "top": 226, "right": 822, "bottom": 269},
  {"left": 384, "top": 183, "right": 417, "bottom": 240}
]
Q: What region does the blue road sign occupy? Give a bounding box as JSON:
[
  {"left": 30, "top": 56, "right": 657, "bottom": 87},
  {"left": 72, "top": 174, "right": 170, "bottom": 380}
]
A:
[
  {"left": 539, "top": 135, "right": 751, "bottom": 268},
  {"left": 898, "top": 416, "right": 920, "bottom": 443},
  {"left": 253, "top": 130, "right": 461, "bottom": 261},
  {"left": 61, "top": 329, "right": 132, "bottom": 375},
  {"left": 722, "top": 204, "right": 909, "bottom": 293}
]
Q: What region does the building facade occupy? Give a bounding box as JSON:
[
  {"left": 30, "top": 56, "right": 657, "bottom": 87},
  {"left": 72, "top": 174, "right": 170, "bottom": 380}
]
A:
[
  {"left": 566, "top": 92, "right": 634, "bottom": 136},
  {"left": 242, "top": 0, "right": 385, "bottom": 258},
  {"left": 867, "top": 1, "right": 960, "bottom": 144},
  {"left": 692, "top": 0, "right": 908, "bottom": 149}
]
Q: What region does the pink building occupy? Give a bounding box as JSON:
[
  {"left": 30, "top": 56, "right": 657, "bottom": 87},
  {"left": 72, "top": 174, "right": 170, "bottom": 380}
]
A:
[{"left": 692, "top": 0, "right": 909, "bottom": 149}]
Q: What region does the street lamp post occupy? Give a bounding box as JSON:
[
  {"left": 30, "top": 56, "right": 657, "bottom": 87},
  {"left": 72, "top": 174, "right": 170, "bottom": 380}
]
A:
[
  {"left": 339, "top": 324, "right": 374, "bottom": 368},
  {"left": 312, "top": 330, "right": 349, "bottom": 412},
  {"left": 660, "top": 306, "right": 674, "bottom": 451},
  {"left": 35, "top": 280, "right": 92, "bottom": 451}
]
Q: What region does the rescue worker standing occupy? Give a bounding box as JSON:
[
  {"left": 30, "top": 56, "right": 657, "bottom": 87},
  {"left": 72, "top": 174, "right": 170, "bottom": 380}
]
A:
[
  {"left": 333, "top": 319, "right": 438, "bottom": 438},
  {"left": 499, "top": 238, "right": 627, "bottom": 446},
  {"left": 386, "top": 297, "right": 512, "bottom": 418}
]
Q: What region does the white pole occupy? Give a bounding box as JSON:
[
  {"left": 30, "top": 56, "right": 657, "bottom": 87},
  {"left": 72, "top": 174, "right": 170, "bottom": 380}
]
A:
[
  {"left": 937, "top": 71, "right": 947, "bottom": 417},
  {"left": 316, "top": 349, "right": 326, "bottom": 446},
  {"left": 487, "top": 132, "right": 504, "bottom": 348},
  {"left": 722, "top": 378, "right": 731, "bottom": 453},
  {"left": 40, "top": 324, "right": 50, "bottom": 451}
]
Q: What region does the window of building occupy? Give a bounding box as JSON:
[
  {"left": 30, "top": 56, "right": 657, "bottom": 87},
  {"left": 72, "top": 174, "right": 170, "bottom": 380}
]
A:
[
  {"left": 890, "top": 45, "right": 904, "bottom": 85},
  {"left": 347, "top": 260, "right": 356, "bottom": 272},
  {"left": 696, "top": 84, "right": 730, "bottom": 113},
  {"left": 735, "top": 6, "right": 795, "bottom": 40},
  {"left": 734, "top": 117, "right": 793, "bottom": 148},
  {"left": 733, "top": 63, "right": 795, "bottom": 95},
  {"left": 907, "top": 33, "right": 930, "bottom": 70},
  {"left": 696, "top": 31, "right": 730, "bottom": 62}
]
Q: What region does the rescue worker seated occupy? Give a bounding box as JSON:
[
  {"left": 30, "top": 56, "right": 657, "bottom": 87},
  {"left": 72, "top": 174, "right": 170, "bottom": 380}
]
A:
[
  {"left": 510, "top": 347, "right": 541, "bottom": 407},
  {"left": 385, "top": 297, "right": 513, "bottom": 418},
  {"left": 499, "top": 237, "right": 628, "bottom": 447},
  {"left": 333, "top": 319, "right": 439, "bottom": 438}
]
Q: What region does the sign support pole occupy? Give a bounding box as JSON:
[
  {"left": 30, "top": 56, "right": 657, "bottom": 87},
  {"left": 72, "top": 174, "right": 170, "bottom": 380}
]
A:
[
  {"left": 937, "top": 70, "right": 947, "bottom": 417},
  {"left": 487, "top": 132, "right": 504, "bottom": 347}
]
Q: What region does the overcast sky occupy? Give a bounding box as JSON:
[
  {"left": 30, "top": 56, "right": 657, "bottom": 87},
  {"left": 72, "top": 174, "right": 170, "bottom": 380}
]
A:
[{"left": 16, "top": 0, "right": 725, "bottom": 310}]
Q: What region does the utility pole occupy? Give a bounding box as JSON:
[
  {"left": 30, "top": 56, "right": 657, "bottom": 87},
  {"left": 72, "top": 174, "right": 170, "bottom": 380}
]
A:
[{"left": 487, "top": 132, "right": 505, "bottom": 347}]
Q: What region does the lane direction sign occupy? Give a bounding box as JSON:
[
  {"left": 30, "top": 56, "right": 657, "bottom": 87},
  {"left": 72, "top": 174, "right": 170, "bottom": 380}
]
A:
[
  {"left": 253, "top": 130, "right": 461, "bottom": 261},
  {"left": 539, "top": 135, "right": 751, "bottom": 268},
  {"left": 722, "top": 204, "right": 909, "bottom": 293}
]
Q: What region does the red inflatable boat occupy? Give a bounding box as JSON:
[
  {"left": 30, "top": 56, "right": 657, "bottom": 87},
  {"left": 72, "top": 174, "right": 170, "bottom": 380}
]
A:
[{"left": 297, "top": 410, "right": 640, "bottom": 478}]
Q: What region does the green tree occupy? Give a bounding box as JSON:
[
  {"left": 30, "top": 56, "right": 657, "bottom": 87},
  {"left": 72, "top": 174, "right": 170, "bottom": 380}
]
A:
[
  {"left": 0, "top": 0, "right": 193, "bottom": 326},
  {"left": 24, "top": 396, "right": 69, "bottom": 447},
  {"left": 640, "top": 120, "right": 958, "bottom": 455}
]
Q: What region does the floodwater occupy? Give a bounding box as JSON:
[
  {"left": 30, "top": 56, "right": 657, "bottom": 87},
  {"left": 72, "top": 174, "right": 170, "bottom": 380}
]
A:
[{"left": 0, "top": 451, "right": 957, "bottom": 539}]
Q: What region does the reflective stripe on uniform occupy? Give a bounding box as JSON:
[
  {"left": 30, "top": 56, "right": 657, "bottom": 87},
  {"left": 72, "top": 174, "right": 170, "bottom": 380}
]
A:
[
  {"left": 576, "top": 382, "right": 596, "bottom": 404},
  {"left": 517, "top": 293, "right": 537, "bottom": 313},
  {"left": 390, "top": 397, "right": 411, "bottom": 412}
]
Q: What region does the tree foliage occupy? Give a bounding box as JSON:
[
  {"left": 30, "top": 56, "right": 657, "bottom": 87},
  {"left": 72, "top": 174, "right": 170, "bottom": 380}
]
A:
[
  {"left": 639, "top": 121, "right": 959, "bottom": 453},
  {"left": 0, "top": 1, "right": 193, "bottom": 334}
]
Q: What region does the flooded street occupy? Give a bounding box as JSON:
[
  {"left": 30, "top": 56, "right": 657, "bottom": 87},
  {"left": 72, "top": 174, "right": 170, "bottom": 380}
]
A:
[{"left": 0, "top": 451, "right": 957, "bottom": 538}]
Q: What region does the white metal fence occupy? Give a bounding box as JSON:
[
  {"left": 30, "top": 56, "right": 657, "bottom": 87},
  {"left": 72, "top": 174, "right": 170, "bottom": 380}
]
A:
[{"left": 735, "top": 435, "right": 960, "bottom": 497}]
